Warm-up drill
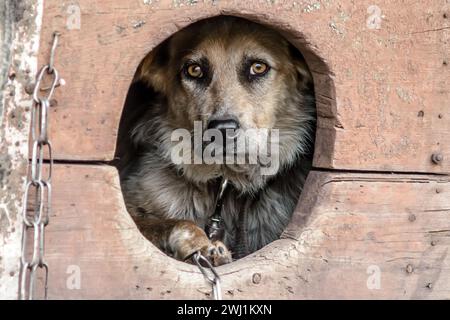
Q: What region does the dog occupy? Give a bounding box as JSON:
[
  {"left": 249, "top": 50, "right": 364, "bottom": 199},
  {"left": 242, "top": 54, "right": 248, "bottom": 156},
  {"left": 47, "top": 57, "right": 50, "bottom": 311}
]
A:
[{"left": 118, "top": 16, "right": 316, "bottom": 266}]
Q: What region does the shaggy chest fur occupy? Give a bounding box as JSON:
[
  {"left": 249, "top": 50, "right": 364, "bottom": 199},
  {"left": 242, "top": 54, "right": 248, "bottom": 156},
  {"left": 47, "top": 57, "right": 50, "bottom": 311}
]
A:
[{"left": 121, "top": 152, "right": 309, "bottom": 257}]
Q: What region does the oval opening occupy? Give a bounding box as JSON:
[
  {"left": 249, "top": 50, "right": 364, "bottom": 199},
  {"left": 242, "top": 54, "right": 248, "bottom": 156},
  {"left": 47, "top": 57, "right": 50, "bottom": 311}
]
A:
[{"left": 113, "top": 15, "right": 334, "bottom": 267}]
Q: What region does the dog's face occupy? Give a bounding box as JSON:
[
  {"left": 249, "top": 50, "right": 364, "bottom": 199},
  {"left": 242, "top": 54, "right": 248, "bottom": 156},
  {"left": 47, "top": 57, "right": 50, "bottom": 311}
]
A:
[
  {"left": 136, "top": 16, "right": 315, "bottom": 190},
  {"left": 139, "top": 17, "right": 312, "bottom": 131}
]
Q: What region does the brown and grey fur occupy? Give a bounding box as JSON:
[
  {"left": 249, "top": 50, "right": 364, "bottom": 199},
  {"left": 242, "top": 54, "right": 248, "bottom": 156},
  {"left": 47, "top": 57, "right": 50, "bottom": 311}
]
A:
[{"left": 118, "top": 16, "right": 315, "bottom": 266}]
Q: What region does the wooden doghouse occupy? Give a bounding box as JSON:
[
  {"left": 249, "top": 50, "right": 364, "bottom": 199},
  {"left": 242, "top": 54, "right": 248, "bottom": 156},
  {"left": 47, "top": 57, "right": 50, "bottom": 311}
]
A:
[{"left": 3, "top": 0, "right": 449, "bottom": 299}]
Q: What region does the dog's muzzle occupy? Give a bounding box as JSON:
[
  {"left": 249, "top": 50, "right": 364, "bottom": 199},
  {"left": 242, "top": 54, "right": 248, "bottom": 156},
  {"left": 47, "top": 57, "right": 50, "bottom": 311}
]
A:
[
  {"left": 207, "top": 116, "right": 240, "bottom": 137},
  {"left": 207, "top": 116, "right": 240, "bottom": 153}
]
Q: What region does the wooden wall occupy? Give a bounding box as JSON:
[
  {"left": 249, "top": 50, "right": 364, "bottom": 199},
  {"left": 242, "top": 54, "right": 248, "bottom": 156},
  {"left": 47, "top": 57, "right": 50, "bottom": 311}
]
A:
[
  {"left": 40, "top": 166, "right": 449, "bottom": 299},
  {"left": 23, "top": 0, "right": 450, "bottom": 299},
  {"left": 39, "top": 0, "right": 449, "bottom": 174}
]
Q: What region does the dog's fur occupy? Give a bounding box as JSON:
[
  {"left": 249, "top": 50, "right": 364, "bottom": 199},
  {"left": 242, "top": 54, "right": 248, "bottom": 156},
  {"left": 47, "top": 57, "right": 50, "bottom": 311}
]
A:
[{"left": 118, "top": 16, "right": 315, "bottom": 266}]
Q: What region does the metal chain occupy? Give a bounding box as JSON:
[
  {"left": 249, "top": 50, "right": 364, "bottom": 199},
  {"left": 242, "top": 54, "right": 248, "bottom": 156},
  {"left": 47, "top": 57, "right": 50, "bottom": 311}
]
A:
[
  {"left": 19, "top": 32, "right": 60, "bottom": 300},
  {"left": 193, "top": 252, "right": 222, "bottom": 300},
  {"left": 193, "top": 178, "right": 228, "bottom": 300}
]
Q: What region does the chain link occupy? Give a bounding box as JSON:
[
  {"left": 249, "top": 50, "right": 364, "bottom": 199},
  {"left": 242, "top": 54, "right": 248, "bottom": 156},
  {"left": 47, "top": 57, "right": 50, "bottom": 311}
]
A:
[
  {"left": 19, "top": 32, "right": 60, "bottom": 300},
  {"left": 193, "top": 252, "right": 222, "bottom": 300},
  {"left": 193, "top": 178, "right": 228, "bottom": 300}
]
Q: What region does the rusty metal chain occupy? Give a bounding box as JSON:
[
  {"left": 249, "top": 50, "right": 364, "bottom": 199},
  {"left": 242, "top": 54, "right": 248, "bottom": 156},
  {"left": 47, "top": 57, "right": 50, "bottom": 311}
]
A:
[
  {"left": 193, "top": 252, "right": 222, "bottom": 300},
  {"left": 19, "top": 32, "right": 60, "bottom": 300}
]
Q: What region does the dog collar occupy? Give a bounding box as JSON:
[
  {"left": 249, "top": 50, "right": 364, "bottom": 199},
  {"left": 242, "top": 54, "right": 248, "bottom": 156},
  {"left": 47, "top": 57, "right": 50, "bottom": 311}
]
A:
[{"left": 205, "top": 178, "right": 228, "bottom": 242}]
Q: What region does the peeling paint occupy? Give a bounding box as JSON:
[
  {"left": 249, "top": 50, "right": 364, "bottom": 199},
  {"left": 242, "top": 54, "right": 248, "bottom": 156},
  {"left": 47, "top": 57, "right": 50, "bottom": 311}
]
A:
[
  {"left": 0, "top": 0, "right": 43, "bottom": 300},
  {"left": 172, "top": 0, "right": 199, "bottom": 8},
  {"left": 131, "top": 20, "right": 146, "bottom": 29},
  {"left": 303, "top": 2, "right": 321, "bottom": 13},
  {"left": 396, "top": 87, "right": 413, "bottom": 103},
  {"left": 338, "top": 10, "right": 350, "bottom": 22},
  {"left": 329, "top": 21, "right": 344, "bottom": 36}
]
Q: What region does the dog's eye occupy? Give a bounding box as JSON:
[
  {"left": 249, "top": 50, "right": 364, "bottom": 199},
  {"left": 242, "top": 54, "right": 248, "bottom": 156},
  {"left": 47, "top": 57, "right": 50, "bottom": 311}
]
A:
[
  {"left": 186, "top": 64, "right": 204, "bottom": 78},
  {"left": 249, "top": 62, "right": 269, "bottom": 76}
]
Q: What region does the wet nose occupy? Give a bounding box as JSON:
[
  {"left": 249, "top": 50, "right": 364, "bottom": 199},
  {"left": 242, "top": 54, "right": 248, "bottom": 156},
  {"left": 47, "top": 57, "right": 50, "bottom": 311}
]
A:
[
  {"left": 207, "top": 117, "right": 240, "bottom": 135},
  {"left": 206, "top": 117, "right": 240, "bottom": 154}
]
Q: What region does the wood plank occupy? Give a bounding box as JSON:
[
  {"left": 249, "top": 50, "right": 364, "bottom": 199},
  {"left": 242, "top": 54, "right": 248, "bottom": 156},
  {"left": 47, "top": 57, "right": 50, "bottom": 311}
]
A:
[
  {"left": 33, "top": 164, "right": 450, "bottom": 299},
  {"left": 38, "top": 0, "right": 449, "bottom": 173}
]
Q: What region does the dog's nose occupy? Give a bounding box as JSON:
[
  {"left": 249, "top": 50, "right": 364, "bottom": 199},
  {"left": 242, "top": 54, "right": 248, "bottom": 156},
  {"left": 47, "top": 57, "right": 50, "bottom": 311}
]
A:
[
  {"left": 207, "top": 117, "right": 240, "bottom": 154},
  {"left": 207, "top": 117, "right": 240, "bottom": 135}
]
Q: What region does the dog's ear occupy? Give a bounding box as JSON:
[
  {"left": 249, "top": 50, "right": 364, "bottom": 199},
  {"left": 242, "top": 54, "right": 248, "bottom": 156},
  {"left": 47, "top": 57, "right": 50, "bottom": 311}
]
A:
[
  {"left": 289, "top": 44, "right": 313, "bottom": 90},
  {"left": 134, "top": 39, "right": 171, "bottom": 94}
]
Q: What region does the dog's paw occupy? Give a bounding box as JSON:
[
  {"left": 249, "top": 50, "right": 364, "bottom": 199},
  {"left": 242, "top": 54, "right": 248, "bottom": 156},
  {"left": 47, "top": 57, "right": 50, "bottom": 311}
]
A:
[
  {"left": 169, "top": 221, "right": 231, "bottom": 266},
  {"left": 200, "top": 240, "right": 233, "bottom": 267}
]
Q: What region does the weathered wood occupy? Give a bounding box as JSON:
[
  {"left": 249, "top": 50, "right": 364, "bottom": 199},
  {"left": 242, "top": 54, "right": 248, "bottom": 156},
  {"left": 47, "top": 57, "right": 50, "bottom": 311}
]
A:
[
  {"left": 36, "top": 164, "right": 450, "bottom": 299},
  {"left": 0, "top": 0, "right": 43, "bottom": 300},
  {"left": 6, "top": 0, "right": 447, "bottom": 300},
  {"left": 38, "top": 0, "right": 449, "bottom": 174}
]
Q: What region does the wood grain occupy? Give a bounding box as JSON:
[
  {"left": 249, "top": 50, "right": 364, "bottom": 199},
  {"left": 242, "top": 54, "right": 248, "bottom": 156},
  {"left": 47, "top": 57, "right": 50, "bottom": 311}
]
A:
[
  {"left": 32, "top": 164, "right": 450, "bottom": 299},
  {"left": 38, "top": 0, "right": 449, "bottom": 173}
]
